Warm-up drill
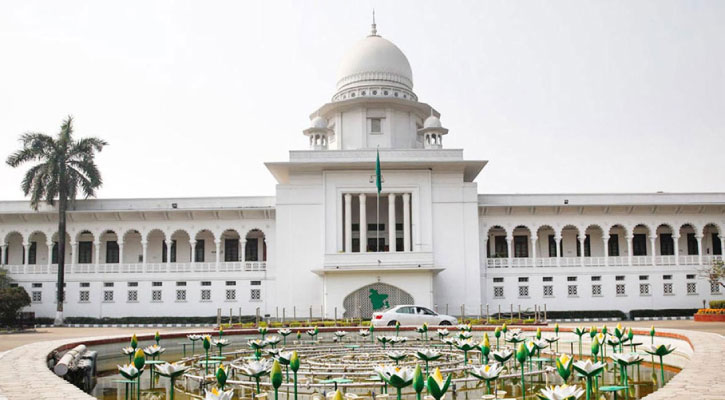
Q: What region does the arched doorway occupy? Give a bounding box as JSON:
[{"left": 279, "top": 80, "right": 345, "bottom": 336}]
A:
[{"left": 342, "top": 283, "right": 414, "bottom": 319}]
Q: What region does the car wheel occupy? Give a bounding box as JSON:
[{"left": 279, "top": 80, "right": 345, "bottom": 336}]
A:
[
  {"left": 439, "top": 320, "right": 451, "bottom": 326},
  {"left": 387, "top": 320, "right": 398, "bottom": 327}
]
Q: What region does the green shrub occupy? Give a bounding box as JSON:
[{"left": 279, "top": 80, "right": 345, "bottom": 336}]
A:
[
  {"left": 270, "top": 322, "right": 283, "bottom": 327},
  {"left": 361, "top": 321, "right": 371, "bottom": 326},
  {"left": 0, "top": 287, "right": 31, "bottom": 327},
  {"left": 523, "top": 318, "right": 536, "bottom": 324},
  {"left": 322, "top": 321, "right": 336, "bottom": 327},
  {"left": 710, "top": 300, "right": 725, "bottom": 309},
  {"left": 289, "top": 321, "right": 301, "bottom": 327}
]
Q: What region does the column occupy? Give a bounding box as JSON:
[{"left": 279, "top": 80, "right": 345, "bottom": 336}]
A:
[
  {"left": 241, "top": 240, "right": 246, "bottom": 262},
  {"left": 47, "top": 241, "right": 53, "bottom": 266},
  {"left": 23, "top": 242, "right": 30, "bottom": 266},
  {"left": 554, "top": 235, "right": 562, "bottom": 267},
  {"left": 359, "top": 194, "right": 367, "bottom": 252},
  {"left": 238, "top": 239, "right": 244, "bottom": 262},
  {"left": 673, "top": 234, "right": 680, "bottom": 266},
  {"left": 402, "top": 193, "right": 411, "bottom": 252},
  {"left": 602, "top": 235, "right": 609, "bottom": 267},
  {"left": 0, "top": 244, "right": 6, "bottom": 265},
  {"left": 118, "top": 241, "right": 124, "bottom": 266},
  {"left": 166, "top": 240, "right": 172, "bottom": 265},
  {"left": 71, "top": 242, "right": 78, "bottom": 268},
  {"left": 626, "top": 235, "right": 633, "bottom": 266},
  {"left": 190, "top": 240, "right": 197, "bottom": 263},
  {"left": 506, "top": 235, "right": 513, "bottom": 267},
  {"left": 530, "top": 236, "right": 537, "bottom": 266},
  {"left": 650, "top": 235, "right": 657, "bottom": 266},
  {"left": 696, "top": 234, "right": 704, "bottom": 266},
  {"left": 215, "top": 239, "right": 221, "bottom": 266},
  {"left": 344, "top": 193, "right": 352, "bottom": 253},
  {"left": 94, "top": 241, "right": 101, "bottom": 265},
  {"left": 388, "top": 193, "right": 396, "bottom": 252},
  {"left": 482, "top": 237, "right": 489, "bottom": 264},
  {"left": 720, "top": 235, "right": 725, "bottom": 260},
  {"left": 578, "top": 236, "right": 585, "bottom": 267},
  {"left": 141, "top": 241, "right": 148, "bottom": 266}
]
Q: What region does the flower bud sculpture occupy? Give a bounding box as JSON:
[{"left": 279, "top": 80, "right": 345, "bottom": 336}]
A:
[
  {"left": 133, "top": 349, "right": 145, "bottom": 400},
  {"left": 555, "top": 353, "right": 573, "bottom": 383},
  {"left": 203, "top": 335, "right": 212, "bottom": 375},
  {"left": 554, "top": 323, "right": 560, "bottom": 353},
  {"left": 426, "top": 368, "right": 451, "bottom": 400},
  {"left": 516, "top": 343, "right": 529, "bottom": 400},
  {"left": 271, "top": 359, "right": 283, "bottom": 400},
  {"left": 155, "top": 331, "right": 161, "bottom": 346},
  {"left": 502, "top": 323, "right": 508, "bottom": 335},
  {"left": 649, "top": 325, "right": 656, "bottom": 345},
  {"left": 395, "top": 320, "right": 400, "bottom": 336},
  {"left": 258, "top": 325, "right": 268, "bottom": 340},
  {"left": 412, "top": 365, "right": 424, "bottom": 400},
  {"left": 130, "top": 334, "right": 138, "bottom": 350},
  {"left": 215, "top": 364, "right": 228, "bottom": 390},
  {"left": 290, "top": 351, "right": 300, "bottom": 400},
  {"left": 480, "top": 333, "right": 491, "bottom": 364},
  {"left": 536, "top": 327, "right": 542, "bottom": 340},
  {"left": 494, "top": 326, "right": 502, "bottom": 350}
]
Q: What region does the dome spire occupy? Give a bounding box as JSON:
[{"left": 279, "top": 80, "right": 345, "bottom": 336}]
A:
[{"left": 370, "top": 9, "right": 378, "bottom": 36}]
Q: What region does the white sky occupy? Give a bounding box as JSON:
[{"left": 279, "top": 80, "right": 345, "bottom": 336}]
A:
[{"left": 1, "top": 1, "right": 724, "bottom": 200}]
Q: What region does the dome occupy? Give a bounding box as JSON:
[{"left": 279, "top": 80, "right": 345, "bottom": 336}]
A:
[
  {"left": 310, "top": 116, "right": 328, "bottom": 129},
  {"left": 423, "top": 115, "right": 442, "bottom": 129},
  {"left": 335, "top": 34, "right": 413, "bottom": 93}
]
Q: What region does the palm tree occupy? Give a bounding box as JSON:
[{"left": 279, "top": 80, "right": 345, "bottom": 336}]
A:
[{"left": 6, "top": 116, "right": 107, "bottom": 325}]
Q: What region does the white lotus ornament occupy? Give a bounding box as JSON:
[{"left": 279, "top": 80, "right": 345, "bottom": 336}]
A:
[
  {"left": 537, "top": 384, "right": 585, "bottom": 400},
  {"left": 205, "top": 387, "right": 234, "bottom": 400}
]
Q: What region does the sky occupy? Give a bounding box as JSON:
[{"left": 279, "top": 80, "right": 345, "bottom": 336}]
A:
[{"left": 1, "top": 1, "right": 724, "bottom": 200}]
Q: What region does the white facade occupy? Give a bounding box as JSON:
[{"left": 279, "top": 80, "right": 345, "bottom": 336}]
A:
[{"left": 2, "top": 24, "right": 723, "bottom": 319}]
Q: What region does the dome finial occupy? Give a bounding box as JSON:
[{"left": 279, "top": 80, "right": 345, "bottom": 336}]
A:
[{"left": 370, "top": 9, "right": 377, "bottom": 36}]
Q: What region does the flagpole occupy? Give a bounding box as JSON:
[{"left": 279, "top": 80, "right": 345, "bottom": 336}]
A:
[{"left": 376, "top": 191, "right": 380, "bottom": 252}]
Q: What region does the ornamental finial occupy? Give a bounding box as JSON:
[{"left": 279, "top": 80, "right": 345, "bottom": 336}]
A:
[{"left": 371, "top": 10, "right": 377, "bottom": 36}]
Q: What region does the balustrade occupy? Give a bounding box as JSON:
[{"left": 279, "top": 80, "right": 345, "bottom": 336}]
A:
[
  {"left": 484, "top": 254, "right": 715, "bottom": 268},
  {"left": 3, "top": 261, "right": 267, "bottom": 274}
]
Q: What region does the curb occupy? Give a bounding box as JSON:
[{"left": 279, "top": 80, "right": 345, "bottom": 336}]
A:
[
  {"left": 548, "top": 317, "right": 622, "bottom": 322},
  {"left": 35, "top": 323, "right": 217, "bottom": 328},
  {"left": 634, "top": 316, "right": 694, "bottom": 321}
]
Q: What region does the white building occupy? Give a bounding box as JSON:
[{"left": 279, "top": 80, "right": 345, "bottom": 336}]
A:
[{"left": 1, "top": 24, "right": 723, "bottom": 320}]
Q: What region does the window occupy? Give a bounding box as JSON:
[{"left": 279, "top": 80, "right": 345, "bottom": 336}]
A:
[
  {"left": 106, "top": 241, "right": 119, "bottom": 263},
  {"left": 104, "top": 282, "right": 114, "bottom": 287},
  {"left": 518, "top": 277, "right": 529, "bottom": 283},
  {"left": 246, "top": 238, "right": 259, "bottom": 261},
  {"left": 543, "top": 276, "right": 553, "bottom": 282},
  {"left": 543, "top": 285, "right": 553, "bottom": 297},
  {"left": 195, "top": 240, "right": 205, "bottom": 262},
  {"left": 548, "top": 235, "right": 557, "bottom": 257},
  {"left": 663, "top": 275, "right": 672, "bottom": 280},
  {"left": 152, "top": 290, "right": 162, "bottom": 302},
  {"left": 80, "top": 282, "right": 90, "bottom": 288},
  {"left": 28, "top": 242, "right": 37, "bottom": 265},
  {"left": 78, "top": 241, "right": 93, "bottom": 264},
  {"left": 367, "top": 237, "right": 385, "bottom": 252},
  {"left": 608, "top": 234, "right": 619, "bottom": 256},
  {"left": 687, "top": 233, "right": 699, "bottom": 255},
  {"left": 660, "top": 234, "right": 674, "bottom": 256},
  {"left": 201, "top": 289, "right": 211, "bottom": 301},
  {"left": 494, "top": 236, "right": 507, "bottom": 257},
  {"left": 367, "top": 223, "right": 385, "bottom": 232},
  {"left": 397, "top": 306, "right": 415, "bottom": 314},
  {"left": 32, "top": 291, "right": 42, "bottom": 302},
  {"left": 616, "top": 284, "right": 626, "bottom": 296},
  {"left": 251, "top": 281, "right": 261, "bottom": 286},
  {"left": 639, "top": 275, "right": 649, "bottom": 281},
  {"left": 32, "top": 283, "right": 42, "bottom": 288},
  {"left": 632, "top": 234, "right": 647, "bottom": 256},
  {"left": 201, "top": 281, "right": 212, "bottom": 286},
  {"left": 663, "top": 283, "right": 673, "bottom": 295},
  {"left": 79, "top": 291, "right": 89, "bottom": 302},
  {"left": 686, "top": 274, "right": 696, "bottom": 280},
  {"left": 686, "top": 282, "right": 697, "bottom": 295},
  {"left": 567, "top": 285, "right": 578, "bottom": 297},
  {"left": 713, "top": 233, "right": 722, "bottom": 255},
  {"left": 616, "top": 275, "right": 625, "bottom": 281},
  {"left": 128, "top": 282, "right": 138, "bottom": 287},
  {"left": 103, "top": 290, "right": 114, "bottom": 302},
  {"left": 493, "top": 277, "right": 504, "bottom": 283},
  {"left": 591, "top": 276, "right": 601, "bottom": 281},
  {"left": 226, "top": 289, "right": 236, "bottom": 301},
  {"left": 162, "top": 240, "right": 177, "bottom": 262},
  {"left": 152, "top": 281, "right": 162, "bottom": 287},
  {"left": 176, "top": 281, "right": 186, "bottom": 287},
  {"left": 493, "top": 287, "right": 504, "bottom": 298},
  {"left": 176, "top": 289, "right": 187, "bottom": 301},
  {"left": 224, "top": 239, "right": 239, "bottom": 262},
  {"left": 369, "top": 118, "right": 382, "bottom": 133},
  {"left": 518, "top": 286, "right": 529, "bottom": 297},
  {"left": 711, "top": 281, "right": 721, "bottom": 294},
  {"left": 639, "top": 283, "right": 650, "bottom": 296},
  {"left": 592, "top": 284, "right": 602, "bottom": 296},
  {"left": 127, "top": 290, "right": 138, "bottom": 302},
  {"left": 51, "top": 242, "right": 58, "bottom": 264},
  {"left": 225, "top": 281, "right": 236, "bottom": 286},
  {"left": 250, "top": 288, "right": 261, "bottom": 301},
  {"left": 576, "top": 235, "right": 591, "bottom": 257},
  {"left": 513, "top": 236, "right": 528, "bottom": 258},
  {"left": 567, "top": 276, "right": 577, "bottom": 282}
]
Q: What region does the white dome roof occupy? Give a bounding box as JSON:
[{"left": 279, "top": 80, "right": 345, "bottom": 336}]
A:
[
  {"left": 336, "top": 34, "right": 413, "bottom": 92},
  {"left": 423, "top": 115, "right": 442, "bottom": 129},
  {"left": 310, "top": 116, "right": 328, "bottom": 129}
]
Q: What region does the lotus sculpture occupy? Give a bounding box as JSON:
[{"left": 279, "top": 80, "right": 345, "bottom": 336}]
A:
[
  {"left": 387, "top": 350, "right": 407, "bottom": 365},
  {"left": 426, "top": 367, "right": 452, "bottom": 400},
  {"left": 212, "top": 338, "right": 230, "bottom": 357},
  {"left": 156, "top": 362, "right": 190, "bottom": 400},
  {"left": 414, "top": 348, "right": 441, "bottom": 374},
  {"left": 644, "top": 344, "right": 676, "bottom": 387},
  {"left": 265, "top": 335, "right": 282, "bottom": 348},
  {"left": 205, "top": 387, "right": 234, "bottom": 400},
  {"left": 375, "top": 365, "right": 415, "bottom": 400},
  {"left": 470, "top": 363, "right": 504, "bottom": 394},
  {"left": 537, "top": 384, "right": 585, "bottom": 400},
  {"left": 572, "top": 360, "right": 606, "bottom": 400},
  {"left": 188, "top": 334, "right": 203, "bottom": 355},
  {"left": 233, "top": 359, "right": 273, "bottom": 393},
  {"left": 278, "top": 328, "right": 292, "bottom": 345}
]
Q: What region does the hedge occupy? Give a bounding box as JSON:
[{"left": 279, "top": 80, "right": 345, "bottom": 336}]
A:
[
  {"left": 710, "top": 300, "right": 725, "bottom": 309},
  {"left": 543, "top": 310, "right": 627, "bottom": 320}
]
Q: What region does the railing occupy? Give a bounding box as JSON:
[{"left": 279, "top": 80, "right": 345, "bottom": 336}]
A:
[
  {"left": 3, "top": 261, "right": 267, "bottom": 274},
  {"left": 484, "top": 255, "right": 722, "bottom": 268}
]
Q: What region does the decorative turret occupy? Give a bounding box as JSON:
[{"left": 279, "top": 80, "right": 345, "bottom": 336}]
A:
[
  {"left": 418, "top": 113, "right": 448, "bottom": 149},
  {"left": 303, "top": 116, "right": 334, "bottom": 150}
]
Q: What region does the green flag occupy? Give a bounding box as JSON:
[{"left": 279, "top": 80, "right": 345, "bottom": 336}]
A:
[{"left": 375, "top": 149, "right": 382, "bottom": 194}]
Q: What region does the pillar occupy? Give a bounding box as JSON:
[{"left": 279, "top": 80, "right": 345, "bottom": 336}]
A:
[
  {"left": 531, "top": 235, "right": 537, "bottom": 266},
  {"left": 71, "top": 242, "right": 78, "bottom": 267},
  {"left": 215, "top": 239, "right": 221, "bottom": 266},
  {"left": 344, "top": 193, "right": 352, "bottom": 253},
  {"left": 650, "top": 235, "right": 657, "bottom": 266},
  {"left": 602, "top": 235, "right": 609, "bottom": 267},
  {"left": 47, "top": 241, "right": 53, "bottom": 266},
  {"left": 23, "top": 242, "right": 30, "bottom": 266},
  {"left": 94, "top": 241, "right": 101, "bottom": 265},
  {"left": 388, "top": 193, "right": 396, "bottom": 252},
  {"left": 673, "top": 234, "right": 680, "bottom": 266},
  {"left": 402, "top": 193, "right": 411, "bottom": 252},
  {"left": 141, "top": 241, "right": 148, "bottom": 266},
  {"left": 626, "top": 235, "right": 633, "bottom": 266},
  {"left": 482, "top": 237, "right": 489, "bottom": 262},
  {"left": 696, "top": 234, "right": 704, "bottom": 266},
  {"left": 166, "top": 239, "right": 172, "bottom": 265},
  {"left": 118, "top": 241, "right": 124, "bottom": 266},
  {"left": 720, "top": 235, "right": 725, "bottom": 260},
  {"left": 554, "top": 235, "right": 561, "bottom": 267},
  {"left": 0, "top": 244, "right": 6, "bottom": 265},
  {"left": 359, "top": 194, "right": 367, "bottom": 252},
  {"left": 578, "top": 235, "right": 585, "bottom": 267},
  {"left": 238, "top": 239, "right": 244, "bottom": 262},
  {"left": 241, "top": 239, "right": 246, "bottom": 262},
  {"left": 190, "top": 240, "right": 196, "bottom": 263},
  {"left": 506, "top": 235, "right": 513, "bottom": 267}
]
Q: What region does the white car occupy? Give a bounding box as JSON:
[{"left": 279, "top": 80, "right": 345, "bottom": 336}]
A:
[{"left": 371, "top": 305, "right": 458, "bottom": 327}]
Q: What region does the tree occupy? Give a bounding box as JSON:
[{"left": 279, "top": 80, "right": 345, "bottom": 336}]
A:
[
  {"left": 701, "top": 259, "right": 725, "bottom": 290},
  {"left": 6, "top": 116, "right": 107, "bottom": 325},
  {"left": 0, "top": 267, "right": 31, "bottom": 327}
]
